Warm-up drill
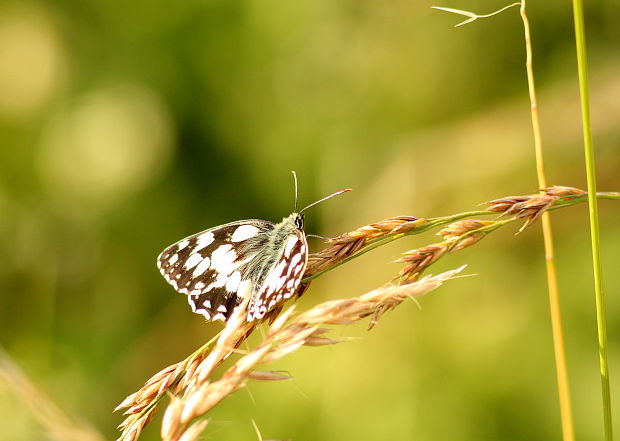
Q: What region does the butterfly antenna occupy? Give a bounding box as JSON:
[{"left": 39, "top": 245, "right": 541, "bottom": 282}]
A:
[
  {"left": 291, "top": 170, "right": 299, "bottom": 211},
  {"left": 299, "top": 188, "right": 352, "bottom": 214}
]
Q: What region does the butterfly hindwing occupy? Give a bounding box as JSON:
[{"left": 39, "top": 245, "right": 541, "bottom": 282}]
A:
[{"left": 248, "top": 231, "right": 308, "bottom": 321}]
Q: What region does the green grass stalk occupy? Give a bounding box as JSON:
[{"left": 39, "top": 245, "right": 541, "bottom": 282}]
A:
[{"left": 571, "top": 0, "right": 613, "bottom": 439}]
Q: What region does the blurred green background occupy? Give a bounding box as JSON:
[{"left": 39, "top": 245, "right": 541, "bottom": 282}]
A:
[{"left": 0, "top": 0, "right": 619, "bottom": 440}]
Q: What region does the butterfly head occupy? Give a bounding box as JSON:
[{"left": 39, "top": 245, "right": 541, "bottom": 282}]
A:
[{"left": 294, "top": 212, "right": 305, "bottom": 230}]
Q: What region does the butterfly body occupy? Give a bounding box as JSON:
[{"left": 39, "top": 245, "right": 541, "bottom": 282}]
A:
[{"left": 157, "top": 213, "right": 308, "bottom": 322}]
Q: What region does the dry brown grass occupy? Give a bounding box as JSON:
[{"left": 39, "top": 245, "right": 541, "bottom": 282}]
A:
[
  {"left": 0, "top": 346, "right": 106, "bottom": 441},
  {"left": 305, "top": 216, "right": 427, "bottom": 277},
  {"left": 159, "top": 267, "right": 465, "bottom": 441},
  {"left": 115, "top": 307, "right": 255, "bottom": 441},
  {"left": 304, "top": 186, "right": 590, "bottom": 281}
]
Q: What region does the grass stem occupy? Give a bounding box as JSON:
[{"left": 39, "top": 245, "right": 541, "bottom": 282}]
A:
[
  {"left": 520, "top": 3, "right": 575, "bottom": 440},
  {"left": 571, "top": 0, "right": 613, "bottom": 438}
]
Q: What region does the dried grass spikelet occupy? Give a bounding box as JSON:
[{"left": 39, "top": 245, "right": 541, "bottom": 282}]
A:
[
  {"left": 396, "top": 244, "right": 451, "bottom": 281},
  {"left": 116, "top": 293, "right": 255, "bottom": 441},
  {"left": 116, "top": 402, "right": 158, "bottom": 441},
  {"left": 305, "top": 216, "right": 427, "bottom": 276},
  {"left": 439, "top": 219, "right": 493, "bottom": 239},
  {"left": 541, "top": 185, "right": 587, "bottom": 197},
  {"left": 487, "top": 194, "right": 555, "bottom": 224},
  {"left": 438, "top": 219, "right": 493, "bottom": 252},
  {"left": 115, "top": 345, "right": 210, "bottom": 441},
  {"left": 483, "top": 188, "right": 583, "bottom": 231},
  {"left": 160, "top": 266, "right": 465, "bottom": 441},
  {"left": 393, "top": 220, "right": 494, "bottom": 282},
  {"left": 160, "top": 293, "right": 254, "bottom": 440}
]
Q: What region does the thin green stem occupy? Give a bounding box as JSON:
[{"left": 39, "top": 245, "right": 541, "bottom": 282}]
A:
[{"left": 572, "top": 0, "right": 613, "bottom": 439}]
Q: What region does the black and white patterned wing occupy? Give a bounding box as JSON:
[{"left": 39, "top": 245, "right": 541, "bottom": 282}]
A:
[
  {"left": 157, "top": 220, "right": 275, "bottom": 321},
  {"left": 247, "top": 231, "right": 308, "bottom": 321}
]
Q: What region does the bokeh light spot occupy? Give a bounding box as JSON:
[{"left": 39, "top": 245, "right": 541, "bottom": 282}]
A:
[
  {"left": 0, "top": 5, "right": 65, "bottom": 119},
  {"left": 38, "top": 84, "right": 175, "bottom": 204}
]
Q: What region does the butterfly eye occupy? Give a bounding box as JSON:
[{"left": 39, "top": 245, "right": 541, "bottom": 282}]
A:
[{"left": 295, "top": 214, "right": 304, "bottom": 229}]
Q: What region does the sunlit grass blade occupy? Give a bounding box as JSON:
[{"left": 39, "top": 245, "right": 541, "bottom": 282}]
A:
[
  {"left": 519, "top": 2, "right": 575, "bottom": 440},
  {"left": 571, "top": 0, "right": 613, "bottom": 439}
]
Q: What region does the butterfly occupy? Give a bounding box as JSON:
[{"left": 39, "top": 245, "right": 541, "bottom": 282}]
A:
[{"left": 157, "top": 173, "right": 350, "bottom": 322}]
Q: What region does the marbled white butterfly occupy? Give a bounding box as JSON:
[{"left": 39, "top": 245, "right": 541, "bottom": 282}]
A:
[{"left": 157, "top": 174, "right": 349, "bottom": 322}]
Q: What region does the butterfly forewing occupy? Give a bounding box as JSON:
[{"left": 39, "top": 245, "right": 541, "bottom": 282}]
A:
[
  {"left": 158, "top": 220, "right": 274, "bottom": 321},
  {"left": 157, "top": 215, "right": 308, "bottom": 322}
]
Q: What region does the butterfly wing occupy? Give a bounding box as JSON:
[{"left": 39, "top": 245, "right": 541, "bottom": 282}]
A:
[
  {"left": 247, "top": 230, "right": 308, "bottom": 321},
  {"left": 157, "top": 220, "right": 276, "bottom": 321}
]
